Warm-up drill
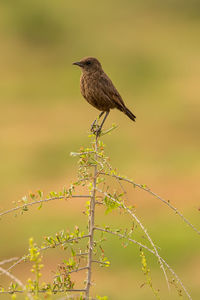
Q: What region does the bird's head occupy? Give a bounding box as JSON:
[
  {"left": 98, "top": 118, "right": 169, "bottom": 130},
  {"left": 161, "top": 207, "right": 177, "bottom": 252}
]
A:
[{"left": 73, "top": 57, "right": 102, "bottom": 73}]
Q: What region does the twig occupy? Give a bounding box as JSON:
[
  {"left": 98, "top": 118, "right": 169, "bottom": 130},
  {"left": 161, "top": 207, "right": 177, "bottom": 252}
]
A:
[
  {"left": 0, "top": 267, "right": 25, "bottom": 288},
  {"left": 2, "top": 235, "right": 90, "bottom": 276},
  {"left": 0, "top": 195, "right": 91, "bottom": 218},
  {"left": 101, "top": 172, "right": 200, "bottom": 236},
  {"left": 92, "top": 260, "right": 109, "bottom": 266},
  {"left": 70, "top": 151, "right": 95, "bottom": 156},
  {"left": 0, "top": 289, "right": 86, "bottom": 294},
  {"left": 40, "top": 234, "right": 90, "bottom": 252},
  {"left": 0, "top": 257, "right": 18, "bottom": 266},
  {"left": 94, "top": 227, "right": 157, "bottom": 254},
  {"left": 0, "top": 267, "right": 33, "bottom": 300},
  {"left": 0, "top": 257, "right": 25, "bottom": 276},
  {"left": 68, "top": 266, "right": 89, "bottom": 274},
  {"left": 96, "top": 188, "right": 170, "bottom": 290},
  {"left": 75, "top": 252, "right": 88, "bottom": 257},
  {"left": 54, "top": 267, "right": 89, "bottom": 278}
]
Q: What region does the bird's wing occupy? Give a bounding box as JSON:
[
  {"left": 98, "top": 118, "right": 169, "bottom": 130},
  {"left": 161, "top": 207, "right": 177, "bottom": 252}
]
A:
[{"left": 99, "top": 73, "right": 126, "bottom": 111}]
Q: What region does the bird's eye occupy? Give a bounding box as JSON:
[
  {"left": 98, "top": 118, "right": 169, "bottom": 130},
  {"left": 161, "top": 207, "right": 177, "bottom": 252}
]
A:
[{"left": 85, "top": 61, "right": 91, "bottom": 66}]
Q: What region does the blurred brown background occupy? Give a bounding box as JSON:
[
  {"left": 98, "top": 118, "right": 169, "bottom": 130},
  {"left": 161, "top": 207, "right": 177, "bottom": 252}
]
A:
[{"left": 0, "top": 0, "right": 200, "bottom": 299}]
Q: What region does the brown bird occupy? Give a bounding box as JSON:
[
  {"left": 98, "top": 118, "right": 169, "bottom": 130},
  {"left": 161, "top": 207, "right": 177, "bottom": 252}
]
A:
[{"left": 73, "top": 57, "right": 136, "bottom": 136}]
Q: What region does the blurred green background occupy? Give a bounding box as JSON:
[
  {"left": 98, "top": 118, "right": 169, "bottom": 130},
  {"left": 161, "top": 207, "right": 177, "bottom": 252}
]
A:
[{"left": 0, "top": 0, "right": 200, "bottom": 299}]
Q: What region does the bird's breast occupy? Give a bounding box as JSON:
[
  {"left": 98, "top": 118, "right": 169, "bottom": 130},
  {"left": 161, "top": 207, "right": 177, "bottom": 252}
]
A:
[
  {"left": 80, "top": 72, "right": 115, "bottom": 111},
  {"left": 80, "top": 74, "right": 99, "bottom": 105}
]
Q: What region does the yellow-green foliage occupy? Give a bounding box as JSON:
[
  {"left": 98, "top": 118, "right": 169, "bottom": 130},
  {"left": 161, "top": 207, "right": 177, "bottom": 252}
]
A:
[{"left": 0, "top": 1, "right": 200, "bottom": 299}]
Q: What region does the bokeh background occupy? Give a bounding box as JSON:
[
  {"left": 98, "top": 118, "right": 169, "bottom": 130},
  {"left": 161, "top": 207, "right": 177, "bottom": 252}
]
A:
[{"left": 1, "top": 0, "right": 200, "bottom": 299}]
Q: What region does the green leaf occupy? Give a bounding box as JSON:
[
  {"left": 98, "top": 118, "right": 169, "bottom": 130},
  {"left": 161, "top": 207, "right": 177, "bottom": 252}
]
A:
[{"left": 37, "top": 190, "right": 43, "bottom": 199}]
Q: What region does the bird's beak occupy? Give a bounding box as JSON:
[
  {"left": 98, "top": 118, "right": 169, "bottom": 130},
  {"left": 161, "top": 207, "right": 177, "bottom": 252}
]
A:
[{"left": 73, "top": 61, "right": 84, "bottom": 67}]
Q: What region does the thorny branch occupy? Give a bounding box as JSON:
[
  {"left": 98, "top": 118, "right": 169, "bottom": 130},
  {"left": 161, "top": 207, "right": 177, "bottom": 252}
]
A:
[
  {"left": 0, "top": 129, "right": 197, "bottom": 300},
  {"left": 85, "top": 135, "right": 98, "bottom": 299},
  {"left": 0, "top": 289, "right": 86, "bottom": 295},
  {"left": 0, "top": 266, "right": 33, "bottom": 300},
  {"left": 0, "top": 195, "right": 91, "bottom": 218},
  {"left": 54, "top": 266, "right": 89, "bottom": 277},
  {"left": 1, "top": 235, "right": 90, "bottom": 276},
  {"left": 100, "top": 172, "right": 200, "bottom": 236},
  {"left": 94, "top": 226, "right": 192, "bottom": 300},
  {"left": 0, "top": 257, "right": 18, "bottom": 266},
  {"left": 0, "top": 267, "right": 25, "bottom": 289},
  {"left": 96, "top": 188, "right": 170, "bottom": 290}
]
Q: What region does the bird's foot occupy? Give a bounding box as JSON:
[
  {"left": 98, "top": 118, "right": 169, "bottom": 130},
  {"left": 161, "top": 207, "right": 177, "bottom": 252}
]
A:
[{"left": 91, "top": 124, "right": 102, "bottom": 137}]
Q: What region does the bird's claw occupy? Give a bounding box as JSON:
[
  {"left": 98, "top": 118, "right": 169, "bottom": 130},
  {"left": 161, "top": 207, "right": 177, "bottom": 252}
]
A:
[
  {"left": 90, "top": 124, "right": 96, "bottom": 133},
  {"left": 90, "top": 124, "right": 101, "bottom": 137}
]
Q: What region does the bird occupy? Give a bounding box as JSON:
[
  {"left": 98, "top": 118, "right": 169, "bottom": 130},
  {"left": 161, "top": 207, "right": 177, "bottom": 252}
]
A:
[{"left": 73, "top": 57, "right": 136, "bottom": 136}]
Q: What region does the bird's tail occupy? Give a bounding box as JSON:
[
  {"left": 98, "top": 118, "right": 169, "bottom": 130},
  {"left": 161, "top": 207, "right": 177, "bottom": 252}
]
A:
[{"left": 124, "top": 107, "right": 136, "bottom": 122}]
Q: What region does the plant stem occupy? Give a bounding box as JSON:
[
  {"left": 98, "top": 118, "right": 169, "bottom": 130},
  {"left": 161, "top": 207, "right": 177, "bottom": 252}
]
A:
[{"left": 85, "top": 136, "right": 98, "bottom": 299}]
